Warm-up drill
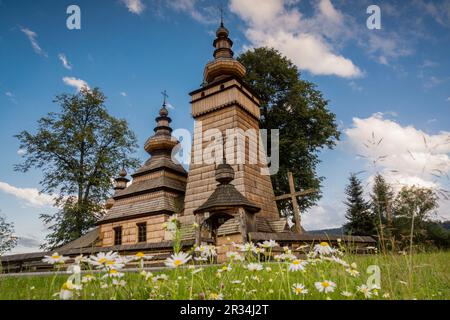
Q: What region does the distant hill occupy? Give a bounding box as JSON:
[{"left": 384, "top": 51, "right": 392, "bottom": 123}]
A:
[{"left": 308, "top": 227, "right": 344, "bottom": 236}]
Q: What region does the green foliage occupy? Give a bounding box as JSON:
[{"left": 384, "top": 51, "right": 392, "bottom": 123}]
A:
[
  {"left": 0, "top": 213, "right": 17, "bottom": 256},
  {"left": 344, "top": 173, "right": 376, "bottom": 236},
  {"left": 238, "top": 47, "right": 340, "bottom": 214},
  {"left": 392, "top": 186, "right": 439, "bottom": 248},
  {"left": 1, "top": 252, "right": 449, "bottom": 300},
  {"left": 15, "top": 88, "right": 140, "bottom": 249}
]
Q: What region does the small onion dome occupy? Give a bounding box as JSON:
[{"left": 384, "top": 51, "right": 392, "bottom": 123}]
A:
[
  {"left": 216, "top": 23, "right": 229, "bottom": 38},
  {"left": 215, "top": 163, "right": 235, "bottom": 184},
  {"left": 159, "top": 106, "right": 169, "bottom": 117},
  {"left": 119, "top": 168, "right": 127, "bottom": 178},
  {"left": 105, "top": 197, "right": 115, "bottom": 210}
]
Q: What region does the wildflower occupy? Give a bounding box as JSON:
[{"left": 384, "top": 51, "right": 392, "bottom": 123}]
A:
[
  {"left": 315, "top": 280, "right": 336, "bottom": 293},
  {"left": 265, "top": 267, "right": 272, "bottom": 272},
  {"left": 152, "top": 274, "right": 169, "bottom": 282},
  {"left": 345, "top": 268, "right": 360, "bottom": 277},
  {"left": 59, "top": 280, "right": 81, "bottom": 300},
  {"left": 209, "top": 293, "right": 224, "bottom": 300},
  {"left": 112, "top": 279, "right": 127, "bottom": 287},
  {"left": 292, "top": 283, "right": 308, "bottom": 295},
  {"left": 194, "top": 244, "right": 217, "bottom": 259},
  {"left": 258, "top": 240, "right": 278, "bottom": 249},
  {"left": 226, "top": 251, "right": 244, "bottom": 262},
  {"left": 382, "top": 293, "right": 390, "bottom": 298},
  {"left": 313, "top": 242, "right": 335, "bottom": 256},
  {"left": 341, "top": 291, "right": 353, "bottom": 297},
  {"left": 81, "top": 274, "right": 96, "bottom": 283},
  {"left": 103, "top": 269, "right": 124, "bottom": 278},
  {"left": 356, "top": 284, "right": 372, "bottom": 299},
  {"left": 252, "top": 247, "right": 265, "bottom": 255},
  {"left": 231, "top": 280, "right": 242, "bottom": 284},
  {"left": 245, "top": 263, "right": 263, "bottom": 272},
  {"left": 42, "top": 252, "right": 68, "bottom": 265},
  {"left": 324, "top": 256, "right": 349, "bottom": 267},
  {"left": 288, "top": 259, "right": 308, "bottom": 272},
  {"left": 218, "top": 265, "right": 232, "bottom": 273},
  {"left": 89, "top": 251, "right": 125, "bottom": 270},
  {"left": 165, "top": 252, "right": 191, "bottom": 268},
  {"left": 192, "top": 222, "right": 199, "bottom": 229},
  {"left": 133, "top": 252, "right": 153, "bottom": 261},
  {"left": 234, "top": 242, "right": 256, "bottom": 253}
]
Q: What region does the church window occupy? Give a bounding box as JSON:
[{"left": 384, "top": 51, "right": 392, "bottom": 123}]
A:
[
  {"left": 137, "top": 223, "right": 147, "bottom": 243},
  {"left": 114, "top": 227, "right": 122, "bottom": 246}
]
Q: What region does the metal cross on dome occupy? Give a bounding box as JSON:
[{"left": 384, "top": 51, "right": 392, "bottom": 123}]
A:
[{"left": 161, "top": 90, "right": 169, "bottom": 106}]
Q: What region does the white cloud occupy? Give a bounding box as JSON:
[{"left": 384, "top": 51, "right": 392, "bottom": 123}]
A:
[
  {"left": 345, "top": 114, "right": 450, "bottom": 218},
  {"left": 0, "top": 181, "right": 54, "bottom": 207},
  {"left": 229, "top": 0, "right": 362, "bottom": 78},
  {"left": 167, "top": 0, "right": 217, "bottom": 24},
  {"left": 447, "top": 97, "right": 450, "bottom": 102},
  {"left": 20, "top": 27, "right": 47, "bottom": 57},
  {"left": 304, "top": 202, "right": 347, "bottom": 230},
  {"left": 120, "top": 91, "right": 127, "bottom": 97},
  {"left": 121, "top": 0, "right": 145, "bottom": 15},
  {"left": 58, "top": 53, "right": 72, "bottom": 70},
  {"left": 62, "top": 77, "right": 90, "bottom": 91},
  {"left": 17, "top": 148, "right": 27, "bottom": 156},
  {"left": 5, "top": 91, "right": 17, "bottom": 104}
]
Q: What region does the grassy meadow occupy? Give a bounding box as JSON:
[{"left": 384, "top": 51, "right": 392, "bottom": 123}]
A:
[{"left": 0, "top": 247, "right": 448, "bottom": 300}]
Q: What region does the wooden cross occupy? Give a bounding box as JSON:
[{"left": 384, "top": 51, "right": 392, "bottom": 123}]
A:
[
  {"left": 161, "top": 90, "right": 169, "bottom": 106},
  {"left": 274, "top": 171, "right": 318, "bottom": 234}
]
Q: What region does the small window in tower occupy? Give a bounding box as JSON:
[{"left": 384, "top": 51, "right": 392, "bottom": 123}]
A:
[
  {"left": 220, "top": 84, "right": 225, "bottom": 90},
  {"left": 114, "top": 227, "right": 122, "bottom": 246},
  {"left": 137, "top": 223, "right": 147, "bottom": 243},
  {"left": 201, "top": 92, "right": 205, "bottom": 97}
]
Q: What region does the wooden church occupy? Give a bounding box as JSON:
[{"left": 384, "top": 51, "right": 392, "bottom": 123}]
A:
[{"left": 1, "top": 22, "right": 374, "bottom": 272}]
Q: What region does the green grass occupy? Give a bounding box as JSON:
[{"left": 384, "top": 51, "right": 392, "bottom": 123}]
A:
[{"left": 0, "top": 251, "right": 449, "bottom": 300}]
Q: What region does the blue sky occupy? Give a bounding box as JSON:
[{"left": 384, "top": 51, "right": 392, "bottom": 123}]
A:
[{"left": 0, "top": 0, "right": 449, "bottom": 253}]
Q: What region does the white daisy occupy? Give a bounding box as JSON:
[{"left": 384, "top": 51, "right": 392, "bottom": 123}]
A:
[
  {"left": 356, "top": 284, "right": 372, "bottom": 298},
  {"left": 89, "top": 251, "right": 125, "bottom": 270},
  {"left": 42, "top": 252, "right": 69, "bottom": 265},
  {"left": 315, "top": 280, "right": 336, "bottom": 293},
  {"left": 245, "top": 263, "right": 263, "bottom": 272},
  {"left": 292, "top": 283, "right": 308, "bottom": 295},
  {"left": 226, "top": 251, "right": 244, "bottom": 262},
  {"left": 341, "top": 291, "right": 353, "bottom": 297},
  {"left": 345, "top": 268, "right": 360, "bottom": 277},
  {"left": 258, "top": 240, "right": 278, "bottom": 248},
  {"left": 288, "top": 259, "right": 308, "bottom": 272},
  {"left": 165, "top": 252, "right": 191, "bottom": 268},
  {"left": 313, "top": 242, "right": 335, "bottom": 256}
]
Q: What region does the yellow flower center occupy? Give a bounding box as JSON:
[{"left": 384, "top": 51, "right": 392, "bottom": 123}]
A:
[
  {"left": 52, "top": 255, "right": 61, "bottom": 259},
  {"left": 136, "top": 252, "right": 145, "bottom": 258},
  {"left": 106, "top": 260, "right": 115, "bottom": 265},
  {"left": 98, "top": 257, "right": 107, "bottom": 264},
  {"left": 295, "top": 288, "right": 303, "bottom": 293},
  {"left": 322, "top": 281, "right": 330, "bottom": 287},
  {"left": 292, "top": 260, "right": 300, "bottom": 265},
  {"left": 109, "top": 269, "right": 118, "bottom": 274},
  {"left": 320, "top": 242, "right": 329, "bottom": 247},
  {"left": 174, "top": 259, "right": 183, "bottom": 266}
]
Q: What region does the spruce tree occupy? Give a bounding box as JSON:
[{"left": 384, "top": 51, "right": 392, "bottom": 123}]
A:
[{"left": 344, "top": 173, "right": 375, "bottom": 236}]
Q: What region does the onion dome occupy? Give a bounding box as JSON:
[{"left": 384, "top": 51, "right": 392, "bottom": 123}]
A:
[
  {"left": 194, "top": 156, "right": 260, "bottom": 214},
  {"left": 144, "top": 100, "right": 178, "bottom": 155},
  {"left": 203, "top": 22, "right": 246, "bottom": 84},
  {"left": 114, "top": 168, "right": 129, "bottom": 192}
]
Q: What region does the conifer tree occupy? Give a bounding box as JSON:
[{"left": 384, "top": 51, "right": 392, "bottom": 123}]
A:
[{"left": 344, "top": 173, "right": 376, "bottom": 236}]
